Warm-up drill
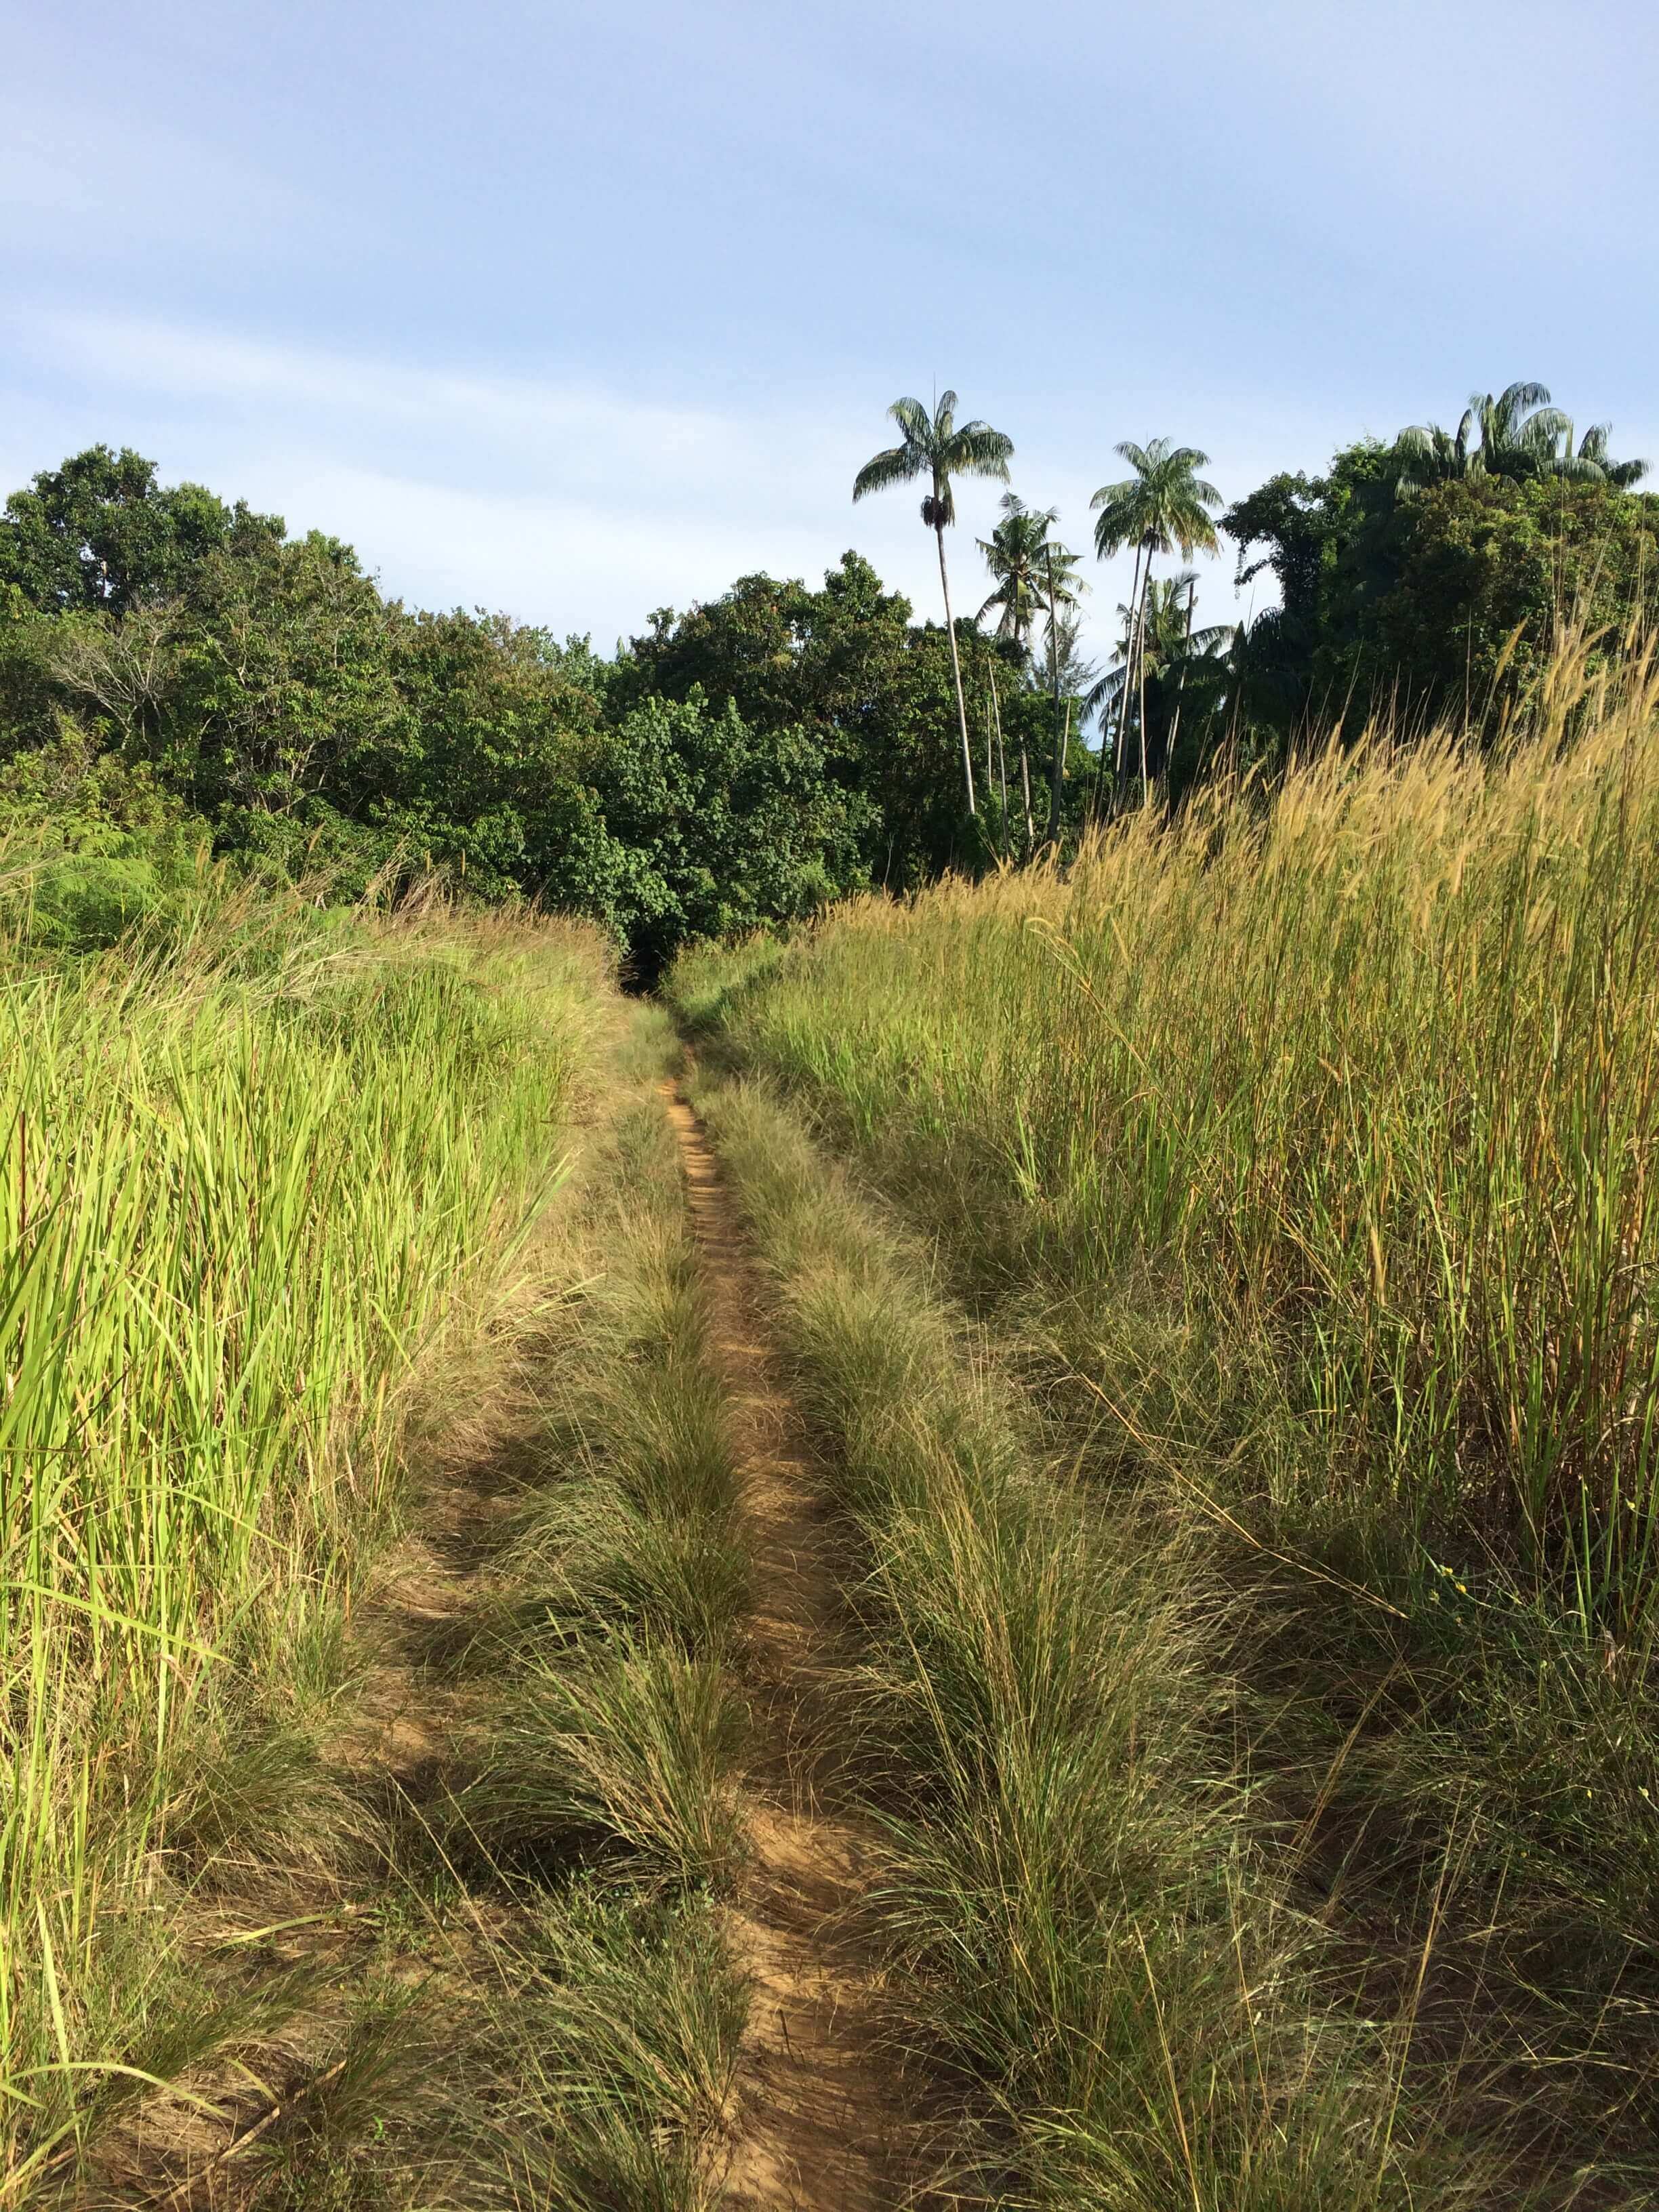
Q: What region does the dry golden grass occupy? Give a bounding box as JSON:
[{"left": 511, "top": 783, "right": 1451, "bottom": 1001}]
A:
[{"left": 670, "top": 638, "right": 1659, "bottom": 2202}]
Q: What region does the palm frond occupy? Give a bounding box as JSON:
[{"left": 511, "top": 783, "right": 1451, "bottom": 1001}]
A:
[
  {"left": 1574, "top": 422, "right": 1647, "bottom": 486},
  {"left": 1517, "top": 406, "right": 1574, "bottom": 451},
  {"left": 887, "top": 396, "right": 933, "bottom": 444},
  {"left": 853, "top": 445, "right": 922, "bottom": 501},
  {"left": 1496, "top": 380, "right": 1553, "bottom": 418},
  {"left": 1084, "top": 663, "right": 1124, "bottom": 718},
  {"left": 945, "top": 424, "right": 1015, "bottom": 478}
]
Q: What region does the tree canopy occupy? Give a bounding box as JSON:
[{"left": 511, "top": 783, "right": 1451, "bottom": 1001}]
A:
[
  {"left": 4, "top": 375, "right": 1656, "bottom": 956},
  {"left": 1225, "top": 445, "right": 1659, "bottom": 738}
]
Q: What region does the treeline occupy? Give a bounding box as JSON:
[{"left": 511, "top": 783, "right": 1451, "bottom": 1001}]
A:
[
  {"left": 1227, "top": 390, "right": 1658, "bottom": 744},
  {"left": 2, "top": 386, "right": 1654, "bottom": 966},
  {"left": 846, "top": 381, "right": 1658, "bottom": 808},
  {"left": 0, "top": 448, "right": 1078, "bottom": 971}
]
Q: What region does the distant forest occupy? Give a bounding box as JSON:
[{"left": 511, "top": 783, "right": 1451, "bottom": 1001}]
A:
[{"left": 2, "top": 380, "right": 1652, "bottom": 969}]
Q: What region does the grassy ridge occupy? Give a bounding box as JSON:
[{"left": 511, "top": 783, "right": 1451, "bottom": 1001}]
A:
[
  {"left": 670, "top": 655, "right": 1659, "bottom": 2198},
  {"left": 0, "top": 881, "right": 607, "bottom": 2186}
]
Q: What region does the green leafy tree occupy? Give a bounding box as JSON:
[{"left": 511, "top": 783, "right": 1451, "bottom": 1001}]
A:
[
  {"left": 619, "top": 553, "right": 1004, "bottom": 886},
  {"left": 1223, "top": 441, "right": 1404, "bottom": 738},
  {"left": 593, "top": 692, "right": 867, "bottom": 977},
  {"left": 617, "top": 575, "right": 804, "bottom": 731},
  {"left": 853, "top": 391, "right": 1013, "bottom": 816},
  {"left": 169, "top": 533, "right": 411, "bottom": 817},
  {"left": 1368, "top": 476, "right": 1659, "bottom": 717},
  {"left": 1227, "top": 451, "right": 1659, "bottom": 741},
  {"left": 1090, "top": 439, "right": 1223, "bottom": 798},
  {"left": 362, "top": 609, "right": 608, "bottom": 899},
  {"left": 0, "top": 445, "right": 282, "bottom": 613}
]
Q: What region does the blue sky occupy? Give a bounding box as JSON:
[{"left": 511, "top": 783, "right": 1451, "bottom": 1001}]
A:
[{"left": 5, "top": 0, "right": 1656, "bottom": 673}]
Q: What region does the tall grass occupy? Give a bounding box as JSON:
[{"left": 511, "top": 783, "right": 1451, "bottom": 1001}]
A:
[
  {"left": 690, "top": 1071, "right": 1454, "bottom": 2209},
  {"left": 671, "top": 644, "right": 1659, "bottom": 2193},
  {"left": 77, "top": 1003, "right": 752, "bottom": 2209},
  {"left": 674, "top": 638, "right": 1659, "bottom": 1636},
  {"left": 0, "top": 876, "right": 607, "bottom": 2184},
  {"left": 434, "top": 1040, "right": 750, "bottom": 2210}
]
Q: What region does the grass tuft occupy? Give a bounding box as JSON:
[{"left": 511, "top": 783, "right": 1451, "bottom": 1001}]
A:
[{"left": 453, "top": 1640, "right": 747, "bottom": 1887}]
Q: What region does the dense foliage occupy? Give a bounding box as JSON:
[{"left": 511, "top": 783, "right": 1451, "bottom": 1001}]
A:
[
  {"left": 1226, "top": 450, "right": 1659, "bottom": 737},
  {"left": 0, "top": 447, "right": 1090, "bottom": 970},
  {"left": 3, "top": 385, "right": 1654, "bottom": 964}
]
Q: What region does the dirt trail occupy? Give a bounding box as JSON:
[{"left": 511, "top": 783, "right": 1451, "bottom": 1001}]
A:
[{"left": 661, "top": 1081, "right": 919, "bottom": 2211}]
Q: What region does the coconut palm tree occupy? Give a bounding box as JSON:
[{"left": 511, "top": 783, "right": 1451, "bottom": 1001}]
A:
[
  {"left": 1089, "top": 439, "right": 1223, "bottom": 799},
  {"left": 854, "top": 392, "right": 1013, "bottom": 815},
  {"left": 1393, "top": 382, "right": 1648, "bottom": 494},
  {"left": 1084, "top": 577, "right": 1235, "bottom": 803},
  {"left": 977, "top": 496, "right": 1087, "bottom": 851},
  {"left": 977, "top": 493, "right": 1085, "bottom": 651},
  {"left": 1087, "top": 574, "right": 1235, "bottom": 757},
  {"left": 977, "top": 494, "right": 1046, "bottom": 647}
]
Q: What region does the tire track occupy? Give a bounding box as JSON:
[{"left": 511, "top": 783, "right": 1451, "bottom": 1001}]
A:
[{"left": 661, "top": 1080, "right": 918, "bottom": 2211}]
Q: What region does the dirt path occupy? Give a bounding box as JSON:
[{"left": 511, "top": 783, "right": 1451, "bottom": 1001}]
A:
[{"left": 661, "top": 1081, "right": 920, "bottom": 2211}]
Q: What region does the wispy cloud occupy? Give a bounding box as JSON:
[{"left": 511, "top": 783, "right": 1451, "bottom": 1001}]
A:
[
  {"left": 27, "top": 312, "right": 798, "bottom": 500},
  {"left": 5, "top": 308, "right": 1304, "bottom": 660},
  {"left": 3, "top": 310, "right": 981, "bottom": 638},
  {"left": 0, "top": 102, "right": 315, "bottom": 249}
]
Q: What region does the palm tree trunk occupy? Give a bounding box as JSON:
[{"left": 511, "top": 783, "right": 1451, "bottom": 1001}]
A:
[
  {"left": 1136, "top": 556, "right": 1154, "bottom": 804},
  {"left": 991, "top": 674, "right": 1011, "bottom": 850},
  {"left": 1107, "top": 541, "right": 1146, "bottom": 810},
  {"left": 1009, "top": 660, "right": 1035, "bottom": 857},
  {"left": 985, "top": 700, "right": 1004, "bottom": 857},
  {"left": 1045, "top": 546, "right": 1065, "bottom": 845},
  {"left": 937, "top": 523, "right": 976, "bottom": 816},
  {"left": 1164, "top": 575, "right": 1197, "bottom": 786}
]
